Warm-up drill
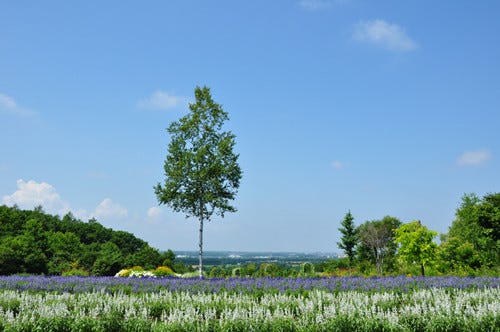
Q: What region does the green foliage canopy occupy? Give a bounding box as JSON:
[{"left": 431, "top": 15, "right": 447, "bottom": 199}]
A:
[
  {"left": 394, "top": 221, "right": 438, "bottom": 276},
  {"left": 0, "top": 205, "right": 171, "bottom": 276},
  {"left": 357, "top": 216, "right": 401, "bottom": 275},
  {"left": 443, "top": 193, "right": 500, "bottom": 270},
  {"left": 155, "top": 86, "right": 242, "bottom": 277}
]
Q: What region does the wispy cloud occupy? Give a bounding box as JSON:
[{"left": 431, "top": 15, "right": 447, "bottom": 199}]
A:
[
  {"left": 298, "top": 0, "right": 333, "bottom": 11},
  {"left": 137, "top": 90, "right": 188, "bottom": 111},
  {"left": 353, "top": 19, "right": 418, "bottom": 52},
  {"left": 145, "top": 206, "right": 162, "bottom": 224},
  {"left": 331, "top": 160, "right": 345, "bottom": 170},
  {"left": 147, "top": 206, "right": 162, "bottom": 218},
  {"left": 87, "top": 171, "right": 109, "bottom": 180},
  {"left": 93, "top": 198, "right": 128, "bottom": 219},
  {"left": 457, "top": 149, "right": 492, "bottom": 166},
  {"left": 298, "top": 0, "right": 351, "bottom": 11},
  {"left": 0, "top": 93, "right": 35, "bottom": 116}
]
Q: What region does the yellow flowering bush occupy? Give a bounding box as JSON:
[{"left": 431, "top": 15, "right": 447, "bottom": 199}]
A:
[{"left": 153, "top": 266, "right": 175, "bottom": 277}]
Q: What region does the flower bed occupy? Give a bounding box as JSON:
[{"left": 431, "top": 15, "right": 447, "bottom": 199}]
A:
[
  {"left": 0, "top": 275, "right": 498, "bottom": 294},
  {"left": 0, "top": 276, "right": 498, "bottom": 331}
]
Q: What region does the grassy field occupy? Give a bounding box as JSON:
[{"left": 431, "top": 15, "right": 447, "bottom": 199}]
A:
[{"left": 0, "top": 276, "right": 498, "bottom": 331}]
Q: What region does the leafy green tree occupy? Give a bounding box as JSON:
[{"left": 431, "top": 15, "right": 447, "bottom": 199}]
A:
[
  {"left": 243, "top": 263, "right": 257, "bottom": 277},
  {"left": 0, "top": 234, "right": 47, "bottom": 274},
  {"left": 161, "top": 249, "right": 176, "bottom": 268},
  {"left": 337, "top": 211, "right": 358, "bottom": 266},
  {"left": 24, "top": 218, "right": 48, "bottom": 251},
  {"left": 92, "top": 242, "right": 124, "bottom": 276},
  {"left": 125, "top": 245, "right": 162, "bottom": 270},
  {"left": 172, "top": 261, "right": 193, "bottom": 274},
  {"left": 439, "top": 236, "right": 481, "bottom": 273},
  {"left": 155, "top": 86, "right": 242, "bottom": 278},
  {"left": 0, "top": 237, "right": 23, "bottom": 275},
  {"left": 444, "top": 193, "right": 500, "bottom": 269},
  {"left": 47, "top": 231, "right": 83, "bottom": 275},
  {"left": 357, "top": 216, "right": 401, "bottom": 275},
  {"left": 111, "top": 230, "right": 147, "bottom": 256},
  {"left": 0, "top": 205, "right": 24, "bottom": 237},
  {"left": 394, "top": 221, "right": 438, "bottom": 276},
  {"left": 209, "top": 266, "right": 227, "bottom": 278}
]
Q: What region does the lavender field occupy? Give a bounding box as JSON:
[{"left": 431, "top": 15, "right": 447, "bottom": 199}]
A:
[{"left": 0, "top": 276, "right": 498, "bottom": 331}]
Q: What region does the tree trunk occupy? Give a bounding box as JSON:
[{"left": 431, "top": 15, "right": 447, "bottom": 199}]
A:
[
  {"left": 198, "top": 200, "right": 204, "bottom": 279},
  {"left": 421, "top": 263, "right": 425, "bottom": 277},
  {"left": 374, "top": 248, "right": 383, "bottom": 276}
]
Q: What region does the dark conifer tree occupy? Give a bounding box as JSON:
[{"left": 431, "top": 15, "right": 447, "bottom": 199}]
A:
[{"left": 337, "top": 211, "right": 358, "bottom": 266}]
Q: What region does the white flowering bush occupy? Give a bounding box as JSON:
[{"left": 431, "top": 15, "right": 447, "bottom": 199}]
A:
[
  {"left": 129, "top": 270, "right": 156, "bottom": 278},
  {"left": 0, "top": 286, "right": 497, "bottom": 331},
  {"left": 115, "top": 266, "right": 175, "bottom": 278}
]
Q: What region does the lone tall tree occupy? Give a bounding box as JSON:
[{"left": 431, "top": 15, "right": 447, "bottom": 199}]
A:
[
  {"left": 155, "top": 86, "right": 242, "bottom": 278},
  {"left": 337, "top": 211, "right": 357, "bottom": 266}
]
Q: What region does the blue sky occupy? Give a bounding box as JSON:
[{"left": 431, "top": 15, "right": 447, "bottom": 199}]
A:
[{"left": 1, "top": 1, "right": 499, "bottom": 252}]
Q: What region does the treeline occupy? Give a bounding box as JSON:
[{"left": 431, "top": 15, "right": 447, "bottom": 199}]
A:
[
  {"left": 0, "top": 205, "right": 188, "bottom": 276},
  {"left": 1, "top": 192, "right": 497, "bottom": 278},
  {"left": 204, "top": 193, "right": 499, "bottom": 278},
  {"left": 333, "top": 192, "right": 500, "bottom": 276}
]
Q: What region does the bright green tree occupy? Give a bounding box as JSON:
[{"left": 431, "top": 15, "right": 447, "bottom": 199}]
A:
[
  {"left": 337, "top": 211, "right": 357, "bottom": 266},
  {"left": 394, "top": 220, "right": 438, "bottom": 276},
  {"left": 155, "top": 86, "right": 242, "bottom": 278}
]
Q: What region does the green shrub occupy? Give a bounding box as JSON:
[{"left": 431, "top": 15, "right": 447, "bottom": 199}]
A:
[{"left": 62, "top": 268, "right": 90, "bottom": 277}]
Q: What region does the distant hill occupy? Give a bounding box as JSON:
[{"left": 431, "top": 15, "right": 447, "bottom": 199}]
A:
[{"left": 0, "top": 205, "right": 173, "bottom": 276}]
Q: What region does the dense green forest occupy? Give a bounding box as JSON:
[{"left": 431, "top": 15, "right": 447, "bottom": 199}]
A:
[{"left": 0, "top": 205, "right": 180, "bottom": 276}]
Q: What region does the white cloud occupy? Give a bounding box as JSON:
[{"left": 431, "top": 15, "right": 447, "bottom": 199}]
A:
[
  {"left": 137, "top": 90, "right": 188, "bottom": 111},
  {"left": 331, "top": 160, "right": 344, "bottom": 170},
  {"left": 353, "top": 19, "right": 417, "bottom": 52},
  {"left": 457, "top": 149, "right": 492, "bottom": 166},
  {"left": 147, "top": 206, "right": 162, "bottom": 218},
  {"left": 93, "top": 198, "right": 128, "bottom": 219},
  {"left": 1, "top": 180, "right": 131, "bottom": 223},
  {"left": 0, "top": 94, "right": 16, "bottom": 109},
  {"left": 0, "top": 93, "right": 35, "bottom": 116},
  {"left": 2, "top": 179, "right": 70, "bottom": 215},
  {"left": 145, "top": 206, "right": 162, "bottom": 224}
]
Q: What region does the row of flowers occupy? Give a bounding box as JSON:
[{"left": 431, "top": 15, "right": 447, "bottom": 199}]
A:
[
  {"left": 0, "top": 287, "right": 498, "bottom": 331},
  {"left": 0, "top": 275, "right": 498, "bottom": 294}
]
